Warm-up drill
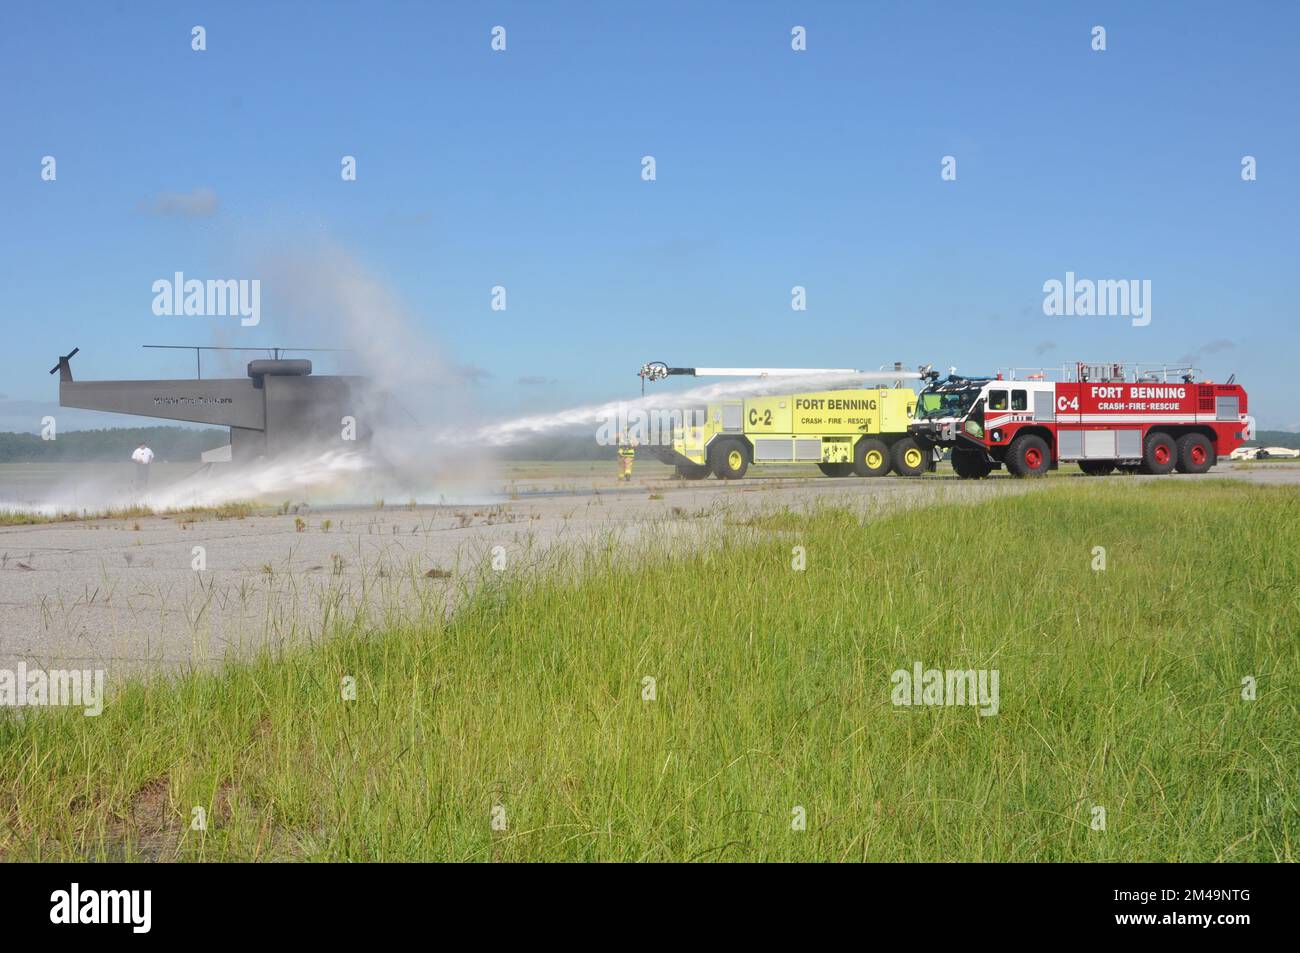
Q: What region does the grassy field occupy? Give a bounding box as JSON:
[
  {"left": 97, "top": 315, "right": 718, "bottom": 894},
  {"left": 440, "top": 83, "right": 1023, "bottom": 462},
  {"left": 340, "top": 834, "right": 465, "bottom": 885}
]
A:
[
  {"left": 0, "top": 500, "right": 256, "bottom": 525},
  {"left": 1, "top": 480, "right": 1296, "bottom": 861}
]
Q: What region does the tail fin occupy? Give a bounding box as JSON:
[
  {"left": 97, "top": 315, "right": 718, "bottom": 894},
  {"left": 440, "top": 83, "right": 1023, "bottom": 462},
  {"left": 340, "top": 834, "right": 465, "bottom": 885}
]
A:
[{"left": 49, "top": 347, "right": 80, "bottom": 382}]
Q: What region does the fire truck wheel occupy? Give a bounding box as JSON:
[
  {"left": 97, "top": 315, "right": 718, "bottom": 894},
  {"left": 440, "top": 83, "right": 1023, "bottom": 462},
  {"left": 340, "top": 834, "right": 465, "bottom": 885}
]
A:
[
  {"left": 1176, "top": 433, "right": 1215, "bottom": 474},
  {"left": 853, "top": 438, "right": 891, "bottom": 477},
  {"left": 1006, "top": 434, "right": 1050, "bottom": 477},
  {"left": 890, "top": 437, "right": 927, "bottom": 477},
  {"left": 817, "top": 463, "right": 854, "bottom": 477},
  {"left": 1078, "top": 461, "right": 1116, "bottom": 476},
  {"left": 675, "top": 463, "right": 711, "bottom": 480},
  {"left": 951, "top": 447, "right": 993, "bottom": 479},
  {"left": 710, "top": 440, "right": 749, "bottom": 479},
  {"left": 1140, "top": 432, "right": 1178, "bottom": 475}
]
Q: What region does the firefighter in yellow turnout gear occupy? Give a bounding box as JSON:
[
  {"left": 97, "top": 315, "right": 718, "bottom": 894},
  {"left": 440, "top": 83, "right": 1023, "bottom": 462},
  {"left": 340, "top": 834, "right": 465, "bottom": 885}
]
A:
[{"left": 617, "top": 436, "right": 636, "bottom": 482}]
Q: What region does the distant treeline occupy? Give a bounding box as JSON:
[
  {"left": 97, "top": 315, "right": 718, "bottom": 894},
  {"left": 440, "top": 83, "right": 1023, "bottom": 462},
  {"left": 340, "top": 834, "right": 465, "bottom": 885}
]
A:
[
  {"left": 495, "top": 434, "right": 618, "bottom": 460},
  {"left": 0, "top": 427, "right": 227, "bottom": 463},
  {"left": 1251, "top": 430, "right": 1300, "bottom": 449},
  {"left": 2, "top": 426, "right": 1291, "bottom": 464},
  {"left": 0, "top": 427, "right": 614, "bottom": 463}
]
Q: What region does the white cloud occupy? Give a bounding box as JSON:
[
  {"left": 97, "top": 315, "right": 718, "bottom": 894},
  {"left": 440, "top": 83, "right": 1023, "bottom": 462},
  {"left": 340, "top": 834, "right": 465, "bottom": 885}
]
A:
[{"left": 146, "top": 187, "right": 220, "bottom": 218}]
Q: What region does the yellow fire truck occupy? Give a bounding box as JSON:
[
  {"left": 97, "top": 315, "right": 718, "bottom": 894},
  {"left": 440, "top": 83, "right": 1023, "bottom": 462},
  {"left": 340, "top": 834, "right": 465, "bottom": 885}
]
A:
[{"left": 637, "top": 363, "right": 933, "bottom": 480}]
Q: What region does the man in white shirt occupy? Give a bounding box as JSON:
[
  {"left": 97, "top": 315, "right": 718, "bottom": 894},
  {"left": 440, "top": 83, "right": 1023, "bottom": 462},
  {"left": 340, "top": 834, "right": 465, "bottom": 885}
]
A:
[{"left": 131, "top": 443, "right": 154, "bottom": 488}]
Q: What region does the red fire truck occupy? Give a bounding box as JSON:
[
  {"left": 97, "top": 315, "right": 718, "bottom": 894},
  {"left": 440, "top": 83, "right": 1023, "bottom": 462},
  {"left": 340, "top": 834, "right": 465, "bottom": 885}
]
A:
[{"left": 909, "top": 362, "right": 1254, "bottom": 478}]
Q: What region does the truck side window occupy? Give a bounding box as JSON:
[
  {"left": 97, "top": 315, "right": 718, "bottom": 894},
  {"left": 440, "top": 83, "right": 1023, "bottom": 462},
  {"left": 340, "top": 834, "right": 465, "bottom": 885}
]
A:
[
  {"left": 1011, "top": 389, "right": 1028, "bottom": 411},
  {"left": 989, "top": 390, "right": 1008, "bottom": 411}
]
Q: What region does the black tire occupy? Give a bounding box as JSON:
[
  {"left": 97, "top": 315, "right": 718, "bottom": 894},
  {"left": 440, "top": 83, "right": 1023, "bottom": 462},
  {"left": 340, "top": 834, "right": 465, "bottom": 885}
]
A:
[
  {"left": 709, "top": 439, "right": 749, "bottom": 480},
  {"left": 817, "top": 462, "right": 854, "bottom": 477},
  {"left": 1078, "top": 461, "right": 1117, "bottom": 476},
  {"left": 951, "top": 447, "right": 993, "bottom": 479},
  {"left": 1116, "top": 463, "right": 1141, "bottom": 474},
  {"left": 890, "top": 437, "right": 927, "bottom": 477},
  {"left": 853, "top": 438, "right": 891, "bottom": 477},
  {"left": 1005, "top": 433, "right": 1050, "bottom": 478},
  {"left": 675, "top": 463, "right": 711, "bottom": 480},
  {"left": 1140, "top": 432, "right": 1177, "bottom": 475},
  {"left": 1176, "top": 433, "right": 1215, "bottom": 474}
]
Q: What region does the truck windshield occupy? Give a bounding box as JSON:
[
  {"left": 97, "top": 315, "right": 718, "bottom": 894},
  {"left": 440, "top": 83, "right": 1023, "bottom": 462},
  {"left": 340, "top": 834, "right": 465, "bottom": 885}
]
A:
[{"left": 917, "top": 387, "right": 982, "bottom": 419}]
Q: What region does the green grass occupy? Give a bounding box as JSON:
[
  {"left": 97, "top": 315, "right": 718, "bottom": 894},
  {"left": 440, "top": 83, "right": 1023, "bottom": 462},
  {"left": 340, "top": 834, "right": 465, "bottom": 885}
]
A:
[{"left": 1, "top": 481, "right": 1296, "bottom": 861}]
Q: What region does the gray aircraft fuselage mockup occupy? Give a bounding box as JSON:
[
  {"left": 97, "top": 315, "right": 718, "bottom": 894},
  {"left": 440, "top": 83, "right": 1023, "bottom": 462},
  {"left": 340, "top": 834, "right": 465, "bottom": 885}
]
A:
[{"left": 51, "top": 348, "right": 370, "bottom": 462}]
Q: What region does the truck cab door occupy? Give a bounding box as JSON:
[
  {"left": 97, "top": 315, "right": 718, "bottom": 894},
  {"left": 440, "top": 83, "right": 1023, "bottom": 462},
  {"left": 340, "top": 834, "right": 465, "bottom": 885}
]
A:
[
  {"left": 962, "top": 397, "right": 987, "bottom": 443},
  {"left": 1054, "top": 384, "right": 1081, "bottom": 425}
]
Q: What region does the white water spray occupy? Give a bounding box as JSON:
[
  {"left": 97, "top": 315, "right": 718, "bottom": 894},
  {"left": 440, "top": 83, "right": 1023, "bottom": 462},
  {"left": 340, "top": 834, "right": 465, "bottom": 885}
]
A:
[{"left": 461, "top": 371, "right": 900, "bottom": 447}]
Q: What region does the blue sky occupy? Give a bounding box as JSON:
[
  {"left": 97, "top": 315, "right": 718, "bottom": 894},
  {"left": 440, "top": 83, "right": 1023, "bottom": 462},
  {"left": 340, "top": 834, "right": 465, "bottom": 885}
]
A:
[{"left": 2, "top": 1, "right": 1297, "bottom": 430}]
